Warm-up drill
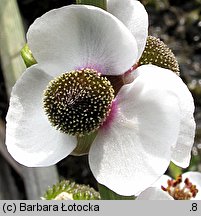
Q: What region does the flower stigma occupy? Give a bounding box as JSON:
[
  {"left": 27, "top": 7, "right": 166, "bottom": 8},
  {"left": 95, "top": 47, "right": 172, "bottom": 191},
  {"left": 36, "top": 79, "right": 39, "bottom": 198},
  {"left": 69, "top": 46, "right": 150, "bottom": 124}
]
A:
[
  {"left": 43, "top": 68, "right": 115, "bottom": 136},
  {"left": 161, "top": 175, "right": 199, "bottom": 200}
]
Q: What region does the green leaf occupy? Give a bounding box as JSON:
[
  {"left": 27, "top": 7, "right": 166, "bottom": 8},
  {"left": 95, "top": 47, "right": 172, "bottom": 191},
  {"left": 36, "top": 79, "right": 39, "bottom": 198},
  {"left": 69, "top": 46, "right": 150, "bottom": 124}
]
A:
[
  {"left": 76, "top": 0, "right": 107, "bottom": 10},
  {"left": 21, "top": 44, "right": 37, "bottom": 68},
  {"left": 98, "top": 184, "right": 135, "bottom": 200},
  {"left": 168, "top": 162, "right": 183, "bottom": 179}
]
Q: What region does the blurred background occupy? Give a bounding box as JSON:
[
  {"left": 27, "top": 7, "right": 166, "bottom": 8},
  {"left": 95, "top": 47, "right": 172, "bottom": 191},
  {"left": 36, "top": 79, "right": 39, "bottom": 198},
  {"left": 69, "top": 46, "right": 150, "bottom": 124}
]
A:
[{"left": 0, "top": 0, "right": 201, "bottom": 199}]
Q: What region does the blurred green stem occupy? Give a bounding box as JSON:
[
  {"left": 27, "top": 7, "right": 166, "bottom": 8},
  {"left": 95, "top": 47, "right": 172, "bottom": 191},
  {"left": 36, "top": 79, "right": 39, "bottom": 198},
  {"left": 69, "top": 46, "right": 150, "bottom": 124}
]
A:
[
  {"left": 98, "top": 184, "right": 135, "bottom": 200},
  {"left": 76, "top": 0, "right": 107, "bottom": 10}
]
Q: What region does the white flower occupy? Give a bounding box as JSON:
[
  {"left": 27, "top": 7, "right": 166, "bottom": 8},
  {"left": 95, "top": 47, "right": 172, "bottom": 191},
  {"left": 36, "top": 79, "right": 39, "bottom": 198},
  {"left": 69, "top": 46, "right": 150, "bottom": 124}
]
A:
[
  {"left": 137, "top": 171, "right": 201, "bottom": 200},
  {"left": 6, "top": 0, "right": 195, "bottom": 196}
]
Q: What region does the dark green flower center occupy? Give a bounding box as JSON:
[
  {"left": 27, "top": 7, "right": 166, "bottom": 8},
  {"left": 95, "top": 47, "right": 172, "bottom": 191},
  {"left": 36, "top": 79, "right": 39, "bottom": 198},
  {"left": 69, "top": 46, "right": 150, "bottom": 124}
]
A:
[{"left": 43, "top": 68, "right": 114, "bottom": 136}]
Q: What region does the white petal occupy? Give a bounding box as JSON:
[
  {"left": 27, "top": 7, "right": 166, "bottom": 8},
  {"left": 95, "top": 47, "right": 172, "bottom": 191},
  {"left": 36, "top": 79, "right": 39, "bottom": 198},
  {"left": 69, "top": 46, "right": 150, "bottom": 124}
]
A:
[
  {"left": 134, "top": 65, "right": 195, "bottom": 168},
  {"left": 182, "top": 172, "right": 201, "bottom": 200},
  {"left": 108, "top": 0, "right": 148, "bottom": 59},
  {"left": 89, "top": 65, "right": 181, "bottom": 195},
  {"left": 169, "top": 86, "right": 195, "bottom": 168},
  {"left": 135, "top": 174, "right": 171, "bottom": 196},
  {"left": 6, "top": 66, "right": 77, "bottom": 167},
  {"left": 27, "top": 5, "right": 137, "bottom": 76},
  {"left": 152, "top": 175, "right": 172, "bottom": 188},
  {"left": 136, "top": 187, "right": 174, "bottom": 200}
]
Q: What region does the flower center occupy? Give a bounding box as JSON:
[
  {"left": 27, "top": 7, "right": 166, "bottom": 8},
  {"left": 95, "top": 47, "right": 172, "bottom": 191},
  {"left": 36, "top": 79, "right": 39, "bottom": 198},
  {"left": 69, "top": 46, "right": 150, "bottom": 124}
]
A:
[
  {"left": 43, "top": 68, "right": 114, "bottom": 136},
  {"left": 161, "top": 175, "right": 199, "bottom": 200}
]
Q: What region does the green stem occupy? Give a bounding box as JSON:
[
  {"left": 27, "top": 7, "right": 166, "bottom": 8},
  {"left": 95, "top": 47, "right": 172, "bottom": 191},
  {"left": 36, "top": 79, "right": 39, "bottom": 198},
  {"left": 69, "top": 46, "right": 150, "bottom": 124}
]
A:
[
  {"left": 98, "top": 184, "right": 135, "bottom": 200},
  {"left": 76, "top": 0, "right": 107, "bottom": 10},
  {"left": 71, "top": 131, "right": 97, "bottom": 155}
]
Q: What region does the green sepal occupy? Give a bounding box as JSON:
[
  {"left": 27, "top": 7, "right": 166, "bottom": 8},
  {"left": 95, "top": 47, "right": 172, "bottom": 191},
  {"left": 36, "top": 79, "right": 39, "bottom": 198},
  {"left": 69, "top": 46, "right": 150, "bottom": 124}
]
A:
[
  {"left": 71, "top": 131, "right": 97, "bottom": 156},
  {"left": 98, "top": 184, "right": 135, "bottom": 200},
  {"left": 76, "top": 0, "right": 107, "bottom": 10},
  {"left": 21, "top": 44, "right": 37, "bottom": 68},
  {"left": 42, "top": 180, "right": 100, "bottom": 200},
  {"left": 139, "top": 36, "right": 180, "bottom": 75}
]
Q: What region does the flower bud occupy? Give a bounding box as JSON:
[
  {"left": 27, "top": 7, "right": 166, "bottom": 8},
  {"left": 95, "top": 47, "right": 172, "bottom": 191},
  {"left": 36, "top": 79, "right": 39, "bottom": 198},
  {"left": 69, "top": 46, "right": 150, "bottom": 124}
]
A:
[
  {"left": 42, "top": 180, "right": 100, "bottom": 200},
  {"left": 21, "top": 44, "right": 37, "bottom": 68}
]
